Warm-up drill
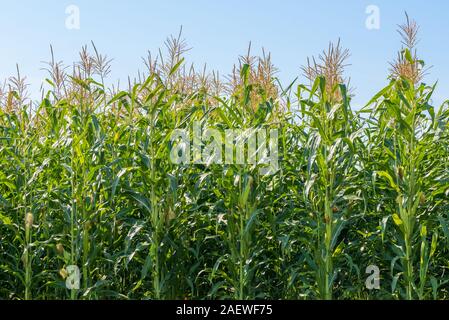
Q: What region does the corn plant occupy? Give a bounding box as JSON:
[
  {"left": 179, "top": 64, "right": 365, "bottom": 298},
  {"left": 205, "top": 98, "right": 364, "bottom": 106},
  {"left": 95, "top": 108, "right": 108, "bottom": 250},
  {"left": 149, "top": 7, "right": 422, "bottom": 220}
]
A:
[{"left": 363, "top": 16, "right": 448, "bottom": 299}]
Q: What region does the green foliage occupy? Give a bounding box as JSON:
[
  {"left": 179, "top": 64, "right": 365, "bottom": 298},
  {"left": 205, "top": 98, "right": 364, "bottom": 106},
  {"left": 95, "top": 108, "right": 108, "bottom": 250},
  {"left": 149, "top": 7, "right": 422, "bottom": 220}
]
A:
[{"left": 1, "top": 25, "right": 449, "bottom": 300}]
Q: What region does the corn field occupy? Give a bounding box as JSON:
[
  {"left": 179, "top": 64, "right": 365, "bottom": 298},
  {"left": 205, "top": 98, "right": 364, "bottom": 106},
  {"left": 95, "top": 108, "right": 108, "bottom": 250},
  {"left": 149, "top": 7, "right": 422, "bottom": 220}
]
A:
[{"left": 1, "top": 16, "right": 449, "bottom": 300}]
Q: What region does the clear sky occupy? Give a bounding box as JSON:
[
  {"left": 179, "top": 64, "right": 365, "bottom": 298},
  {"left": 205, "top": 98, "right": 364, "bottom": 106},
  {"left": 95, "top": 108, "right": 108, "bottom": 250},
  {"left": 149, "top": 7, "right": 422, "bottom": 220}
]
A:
[{"left": 1, "top": 0, "right": 448, "bottom": 107}]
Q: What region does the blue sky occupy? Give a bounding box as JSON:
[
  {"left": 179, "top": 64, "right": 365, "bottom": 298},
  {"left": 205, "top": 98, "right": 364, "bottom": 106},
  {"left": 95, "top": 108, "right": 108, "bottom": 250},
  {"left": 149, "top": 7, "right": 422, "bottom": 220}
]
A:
[{"left": 1, "top": 0, "right": 448, "bottom": 107}]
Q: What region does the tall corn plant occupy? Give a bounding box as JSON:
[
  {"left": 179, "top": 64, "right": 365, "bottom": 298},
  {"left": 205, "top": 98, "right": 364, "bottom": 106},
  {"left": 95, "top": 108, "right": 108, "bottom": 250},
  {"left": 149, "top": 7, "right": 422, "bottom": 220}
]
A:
[
  {"left": 0, "top": 72, "right": 39, "bottom": 300},
  {"left": 366, "top": 79, "right": 444, "bottom": 299},
  {"left": 298, "top": 41, "right": 360, "bottom": 299},
  {"left": 204, "top": 68, "right": 261, "bottom": 299},
  {"left": 364, "top": 15, "right": 447, "bottom": 299},
  {"left": 203, "top": 52, "right": 283, "bottom": 298},
  {"left": 112, "top": 60, "right": 189, "bottom": 299}
]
